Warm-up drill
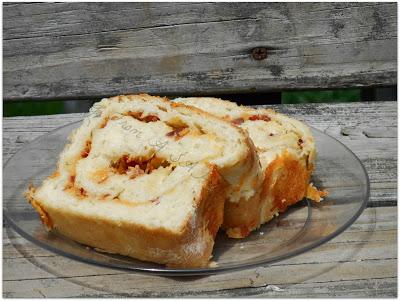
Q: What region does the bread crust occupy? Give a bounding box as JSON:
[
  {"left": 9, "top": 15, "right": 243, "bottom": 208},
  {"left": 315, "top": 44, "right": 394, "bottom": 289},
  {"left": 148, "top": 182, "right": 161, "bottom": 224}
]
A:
[
  {"left": 264, "top": 152, "right": 312, "bottom": 213},
  {"left": 98, "top": 94, "right": 262, "bottom": 204},
  {"left": 27, "top": 93, "right": 262, "bottom": 267},
  {"left": 171, "top": 97, "right": 319, "bottom": 238},
  {"left": 221, "top": 135, "right": 263, "bottom": 238},
  {"left": 222, "top": 152, "right": 312, "bottom": 238},
  {"left": 27, "top": 166, "right": 227, "bottom": 268},
  {"left": 222, "top": 136, "right": 314, "bottom": 238},
  {"left": 223, "top": 191, "right": 263, "bottom": 238}
]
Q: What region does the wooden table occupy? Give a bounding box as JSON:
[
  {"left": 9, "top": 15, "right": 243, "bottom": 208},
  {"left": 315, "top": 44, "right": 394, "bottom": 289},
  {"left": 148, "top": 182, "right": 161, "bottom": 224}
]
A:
[
  {"left": 3, "top": 101, "right": 397, "bottom": 298},
  {"left": 4, "top": 3, "right": 396, "bottom": 100}
]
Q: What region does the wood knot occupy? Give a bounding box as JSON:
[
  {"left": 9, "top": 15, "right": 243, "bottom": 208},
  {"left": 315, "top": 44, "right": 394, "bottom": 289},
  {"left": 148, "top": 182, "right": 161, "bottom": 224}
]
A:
[{"left": 251, "top": 47, "right": 268, "bottom": 60}]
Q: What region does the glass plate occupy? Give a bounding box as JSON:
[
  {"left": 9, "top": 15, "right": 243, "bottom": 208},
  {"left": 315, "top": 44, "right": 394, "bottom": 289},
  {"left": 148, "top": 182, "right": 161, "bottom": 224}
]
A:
[{"left": 3, "top": 121, "right": 369, "bottom": 276}]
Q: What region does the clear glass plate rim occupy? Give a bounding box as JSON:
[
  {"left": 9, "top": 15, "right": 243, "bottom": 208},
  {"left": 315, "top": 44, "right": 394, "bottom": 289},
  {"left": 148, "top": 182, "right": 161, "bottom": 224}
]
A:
[{"left": 3, "top": 119, "right": 370, "bottom": 276}]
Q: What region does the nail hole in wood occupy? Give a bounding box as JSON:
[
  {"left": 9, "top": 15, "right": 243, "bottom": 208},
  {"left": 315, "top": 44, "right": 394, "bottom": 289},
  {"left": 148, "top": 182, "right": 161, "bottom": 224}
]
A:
[{"left": 251, "top": 47, "right": 268, "bottom": 60}]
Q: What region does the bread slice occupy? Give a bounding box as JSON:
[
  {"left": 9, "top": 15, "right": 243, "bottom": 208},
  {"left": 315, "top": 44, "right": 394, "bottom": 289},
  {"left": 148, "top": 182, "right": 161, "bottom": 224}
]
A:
[
  {"left": 172, "top": 97, "right": 324, "bottom": 238},
  {"left": 26, "top": 94, "right": 263, "bottom": 267}
]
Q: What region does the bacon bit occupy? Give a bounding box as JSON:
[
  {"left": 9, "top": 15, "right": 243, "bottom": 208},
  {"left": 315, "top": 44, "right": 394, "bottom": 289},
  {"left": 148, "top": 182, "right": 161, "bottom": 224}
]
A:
[
  {"left": 99, "top": 117, "right": 109, "bottom": 128},
  {"left": 127, "top": 111, "right": 143, "bottom": 119},
  {"left": 112, "top": 155, "right": 128, "bottom": 174},
  {"left": 165, "top": 117, "right": 191, "bottom": 139},
  {"left": 79, "top": 187, "right": 87, "bottom": 196},
  {"left": 249, "top": 114, "right": 271, "bottom": 122},
  {"left": 166, "top": 126, "right": 189, "bottom": 139},
  {"left": 298, "top": 138, "right": 304, "bottom": 148},
  {"left": 81, "top": 140, "right": 92, "bottom": 158},
  {"left": 269, "top": 133, "right": 274, "bottom": 136},
  {"left": 151, "top": 198, "right": 161, "bottom": 205},
  {"left": 231, "top": 118, "right": 244, "bottom": 125},
  {"left": 70, "top": 175, "right": 76, "bottom": 183},
  {"left": 165, "top": 117, "right": 188, "bottom": 129},
  {"left": 146, "top": 156, "right": 169, "bottom": 172},
  {"left": 142, "top": 115, "right": 160, "bottom": 122},
  {"left": 112, "top": 155, "right": 170, "bottom": 175},
  {"left": 125, "top": 156, "right": 148, "bottom": 171},
  {"left": 126, "top": 111, "right": 160, "bottom": 122}
]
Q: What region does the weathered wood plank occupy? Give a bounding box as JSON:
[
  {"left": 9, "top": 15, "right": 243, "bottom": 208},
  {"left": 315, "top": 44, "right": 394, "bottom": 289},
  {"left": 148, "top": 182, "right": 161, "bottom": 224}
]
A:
[
  {"left": 3, "top": 206, "right": 396, "bottom": 274},
  {"left": 3, "top": 277, "right": 397, "bottom": 298},
  {"left": 3, "top": 2, "right": 397, "bottom": 100},
  {"left": 3, "top": 206, "right": 396, "bottom": 297},
  {"left": 4, "top": 102, "right": 396, "bottom": 206}
]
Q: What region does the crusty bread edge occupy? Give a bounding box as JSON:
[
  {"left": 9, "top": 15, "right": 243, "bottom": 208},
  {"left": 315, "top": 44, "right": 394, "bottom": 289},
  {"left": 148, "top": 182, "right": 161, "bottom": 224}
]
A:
[
  {"left": 26, "top": 166, "right": 227, "bottom": 268},
  {"left": 170, "top": 97, "right": 317, "bottom": 239},
  {"left": 223, "top": 151, "right": 313, "bottom": 238}
]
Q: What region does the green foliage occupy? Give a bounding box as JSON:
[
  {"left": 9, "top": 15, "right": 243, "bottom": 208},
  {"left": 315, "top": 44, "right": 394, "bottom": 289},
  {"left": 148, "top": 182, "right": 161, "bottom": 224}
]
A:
[
  {"left": 4, "top": 101, "right": 65, "bottom": 117},
  {"left": 4, "top": 89, "right": 362, "bottom": 117},
  {"left": 282, "top": 89, "right": 360, "bottom": 104}
]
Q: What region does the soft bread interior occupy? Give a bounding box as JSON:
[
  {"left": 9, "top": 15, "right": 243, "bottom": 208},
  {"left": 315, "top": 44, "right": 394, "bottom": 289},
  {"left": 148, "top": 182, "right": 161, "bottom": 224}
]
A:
[
  {"left": 173, "top": 97, "right": 315, "bottom": 170},
  {"left": 58, "top": 94, "right": 261, "bottom": 205},
  {"left": 29, "top": 163, "right": 226, "bottom": 267},
  {"left": 35, "top": 164, "right": 212, "bottom": 232},
  {"left": 172, "top": 97, "right": 317, "bottom": 237},
  {"left": 27, "top": 94, "right": 263, "bottom": 266}
]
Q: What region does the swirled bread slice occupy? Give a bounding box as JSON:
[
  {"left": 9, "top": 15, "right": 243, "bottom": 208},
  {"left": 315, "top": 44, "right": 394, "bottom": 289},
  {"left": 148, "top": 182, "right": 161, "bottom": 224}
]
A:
[
  {"left": 173, "top": 97, "right": 324, "bottom": 238},
  {"left": 26, "top": 94, "right": 263, "bottom": 267}
]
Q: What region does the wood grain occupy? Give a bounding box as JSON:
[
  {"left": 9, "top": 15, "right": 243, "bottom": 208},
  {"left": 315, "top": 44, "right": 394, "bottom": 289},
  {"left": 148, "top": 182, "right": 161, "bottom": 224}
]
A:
[
  {"left": 3, "top": 2, "right": 397, "bottom": 100},
  {"left": 3, "top": 207, "right": 396, "bottom": 297}
]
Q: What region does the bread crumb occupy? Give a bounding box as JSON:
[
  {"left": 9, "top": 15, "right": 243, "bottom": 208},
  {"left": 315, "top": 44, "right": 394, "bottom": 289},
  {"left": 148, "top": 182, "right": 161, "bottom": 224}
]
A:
[
  {"left": 306, "top": 183, "right": 328, "bottom": 202},
  {"left": 208, "top": 261, "right": 218, "bottom": 268}
]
